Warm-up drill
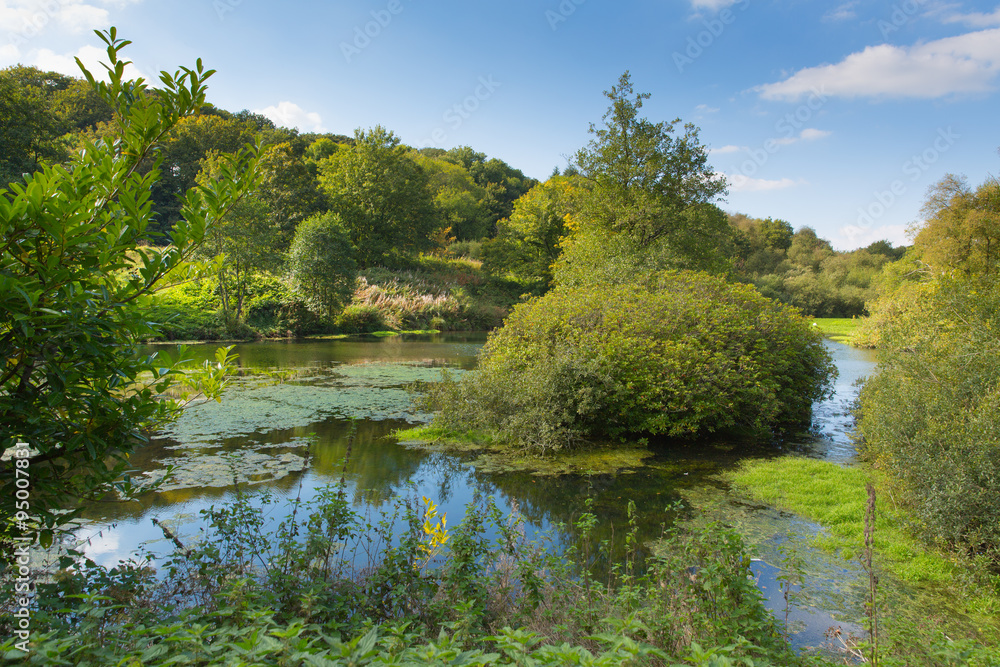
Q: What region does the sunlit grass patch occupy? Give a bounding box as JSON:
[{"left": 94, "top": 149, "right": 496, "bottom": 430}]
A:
[
  {"left": 810, "top": 317, "right": 862, "bottom": 344},
  {"left": 727, "top": 457, "right": 952, "bottom": 581}
]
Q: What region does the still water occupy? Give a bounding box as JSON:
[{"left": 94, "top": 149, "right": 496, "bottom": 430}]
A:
[{"left": 74, "top": 333, "right": 877, "bottom": 652}]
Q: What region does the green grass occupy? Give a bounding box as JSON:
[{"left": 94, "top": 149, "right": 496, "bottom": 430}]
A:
[
  {"left": 810, "top": 317, "right": 863, "bottom": 344},
  {"left": 727, "top": 456, "right": 1000, "bottom": 644},
  {"left": 727, "top": 457, "right": 945, "bottom": 580}
]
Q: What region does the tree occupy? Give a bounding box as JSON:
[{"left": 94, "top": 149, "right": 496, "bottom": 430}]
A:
[
  {"left": 288, "top": 212, "right": 358, "bottom": 319},
  {"left": 574, "top": 71, "right": 728, "bottom": 251},
  {"left": 787, "top": 226, "right": 834, "bottom": 271},
  {"left": 442, "top": 146, "right": 537, "bottom": 232},
  {"left": 410, "top": 152, "right": 491, "bottom": 241},
  {"left": 256, "top": 139, "right": 327, "bottom": 242},
  {"left": 318, "top": 126, "right": 438, "bottom": 267},
  {"left": 0, "top": 30, "right": 259, "bottom": 548},
  {"left": 483, "top": 175, "right": 586, "bottom": 289},
  {"left": 0, "top": 66, "right": 70, "bottom": 187},
  {"left": 912, "top": 174, "right": 1000, "bottom": 277},
  {"left": 146, "top": 111, "right": 259, "bottom": 239}
]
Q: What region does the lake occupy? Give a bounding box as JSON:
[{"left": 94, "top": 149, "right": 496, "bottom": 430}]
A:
[{"left": 72, "top": 333, "right": 878, "bottom": 652}]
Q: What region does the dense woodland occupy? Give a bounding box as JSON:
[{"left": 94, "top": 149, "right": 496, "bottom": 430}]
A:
[
  {"left": 1, "top": 63, "right": 905, "bottom": 342},
  {"left": 2, "top": 43, "right": 999, "bottom": 665}
]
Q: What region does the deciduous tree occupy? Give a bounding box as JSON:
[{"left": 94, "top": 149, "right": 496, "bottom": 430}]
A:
[{"left": 0, "top": 30, "right": 259, "bottom": 548}]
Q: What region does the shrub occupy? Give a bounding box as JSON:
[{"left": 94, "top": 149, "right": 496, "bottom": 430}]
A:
[
  {"left": 429, "top": 270, "right": 834, "bottom": 452},
  {"left": 857, "top": 274, "right": 1000, "bottom": 556}
]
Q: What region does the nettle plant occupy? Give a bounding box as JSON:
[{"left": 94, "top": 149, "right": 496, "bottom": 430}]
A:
[{"left": 0, "top": 28, "right": 260, "bottom": 549}]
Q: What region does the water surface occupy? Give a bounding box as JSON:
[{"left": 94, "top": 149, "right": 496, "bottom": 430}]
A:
[{"left": 74, "top": 333, "right": 877, "bottom": 653}]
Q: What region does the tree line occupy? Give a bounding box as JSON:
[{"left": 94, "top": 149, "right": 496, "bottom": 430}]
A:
[{"left": 2, "top": 63, "right": 903, "bottom": 333}]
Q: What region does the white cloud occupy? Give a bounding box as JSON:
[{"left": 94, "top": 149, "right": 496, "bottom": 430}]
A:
[
  {"left": 695, "top": 103, "right": 720, "bottom": 113},
  {"left": 254, "top": 101, "right": 327, "bottom": 132},
  {"left": 799, "top": 128, "right": 832, "bottom": 141},
  {"left": 728, "top": 174, "right": 802, "bottom": 192},
  {"left": 710, "top": 144, "right": 743, "bottom": 154},
  {"left": 942, "top": 5, "right": 1000, "bottom": 27},
  {"left": 0, "top": 0, "right": 114, "bottom": 39},
  {"left": 56, "top": 3, "right": 109, "bottom": 32},
  {"left": 824, "top": 0, "right": 859, "bottom": 22},
  {"left": 755, "top": 27, "right": 1000, "bottom": 100},
  {"left": 0, "top": 42, "right": 19, "bottom": 66},
  {"left": 690, "top": 0, "right": 740, "bottom": 11},
  {"left": 32, "top": 43, "right": 145, "bottom": 80},
  {"left": 835, "top": 223, "right": 908, "bottom": 250}
]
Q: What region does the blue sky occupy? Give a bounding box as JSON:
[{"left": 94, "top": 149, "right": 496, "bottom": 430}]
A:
[{"left": 2, "top": 0, "right": 999, "bottom": 250}]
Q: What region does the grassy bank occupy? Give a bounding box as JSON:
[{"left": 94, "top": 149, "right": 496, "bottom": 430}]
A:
[
  {"left": 727, "top": 456, "right": 1000, "bottom": 662},
  {"left": 810, "top": 317, "right": 862, "bottom": 344},
  {"left": 148, "top": 255, "right": 523, "bottom": 341}
]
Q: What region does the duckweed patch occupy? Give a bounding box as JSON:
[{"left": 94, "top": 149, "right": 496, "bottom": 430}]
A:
[
  {"left": 394, "top": 425, "right": 654, "bottom": 476},
  {"left": 160, "top": 362, "right": 460, "bottom": 447},
  {"left": 142, "top": 450, "right": 309, "bottom": 491}
]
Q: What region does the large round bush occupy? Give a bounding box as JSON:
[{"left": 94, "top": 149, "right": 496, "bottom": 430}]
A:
[{"left": 432, "top": 271, "right": 834, "bottom": 451}]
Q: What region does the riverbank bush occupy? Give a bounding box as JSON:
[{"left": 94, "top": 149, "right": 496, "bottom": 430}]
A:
[
  {"left": 427, "top": 270, "right": 834, "bottom": 452},
  {"left": 1, "top": 486, "right": 808, "bottom": 665},
  {"left": 856, "top": 273, "right": 1000, "bottom": 560}
]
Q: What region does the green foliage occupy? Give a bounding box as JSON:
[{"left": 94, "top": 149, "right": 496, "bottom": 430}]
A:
[
  {"left": 730, "top": 215, "right": 899, "bottom": 318},
  {"left": 574, "top": 71, "right": 728, "bottom": 254},
  {"left": 555, "top": 203, "right": 735, "bottom": 288},
  {"left": 319, "top": 126, "right": 439, "bottom": 267},
  {"left": 441, "top": 145, "right": 538, "bottom": 229},
  {"left": 0, "top": 65, "right": 112, "bottom": 188},
  {"left": 148, "top": 277, "right": 228, "bottom": 340},
  {"left": 146, "top": 109, "right": 261, "bottom": 238},
  {"left": 429, "top": 270, "right": 834, "bottom": 452},
  {"left": 911, "top": 173, "right": 1000, "bottom": 277},
  {"left": 1, "top": 483, "right": 810, "bottom": 665},
  {"left": 483, "top": 175, "right": 587, "bottom": 291},
  {"left": 857, "top": 273, "right": 1000, "bottom": 556},
  {"left": 411, "top": 151, "right": 492, "bottom": 241},
  {"left": 0, "top": 29, "right": 259, "bottom": 546},
  {"left": 288, "top": 211, "right": 358, "bottom": 320}
]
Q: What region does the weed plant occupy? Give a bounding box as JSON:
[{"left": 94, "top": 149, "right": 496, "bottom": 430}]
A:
[{"left": 2, "top": 476, "right": 815, "bottom": 665}]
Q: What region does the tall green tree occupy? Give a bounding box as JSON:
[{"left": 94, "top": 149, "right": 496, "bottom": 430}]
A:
[
  {"left": 146, "top": 110, "right": 259, "bottom": 239},
  {"left": 410, "top": 151, "right": 491, "bottom": 241},
  {"left": 912, "top": 174, "right": 1000, "bottom": 277},
  {"left": 0, "top": 67, "right": 69, "bottom": 187},
  {"left": 318, "top": 126, "right": 438, "bottom": 266},
  {"left": 483, "top": 175, "right": 587, "bottom": 289},
  {"left": 288, "top": 212, "right": 358, "bottom": 319},
  {"left": 574, "top": 71, "right": 728, "bottom": 251},
  {"left": 0, "top": 30, "right": 259, "bottom": 547},
  {"left": 443, "top": 146, "right": 537, "bottom": 233}
]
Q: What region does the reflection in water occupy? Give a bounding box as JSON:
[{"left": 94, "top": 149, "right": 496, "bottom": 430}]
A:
[{"left": 76, "top": 332, "right": 876, "bottom": 655}]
